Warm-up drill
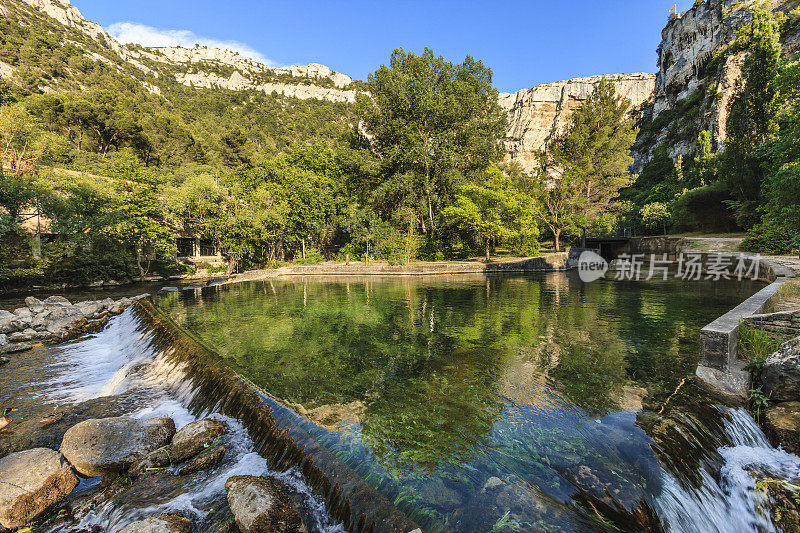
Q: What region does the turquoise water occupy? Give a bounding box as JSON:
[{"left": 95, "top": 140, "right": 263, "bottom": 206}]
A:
[{"left": 156, "top": 272, "right": 762, "bottom": 531}]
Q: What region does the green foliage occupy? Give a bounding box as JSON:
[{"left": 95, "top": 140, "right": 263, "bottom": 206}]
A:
[
  {"left": 358, "top": 47, "right": 507, "bottom": 249},
  {"left": 640, "top": 202, "right": 671, "bottom": 234},
  {"left": 739, "top": 323, "right": 783, "bottom": 366},
  {"left": 443, "top": 165, "right": 540, "bottom": 260}
]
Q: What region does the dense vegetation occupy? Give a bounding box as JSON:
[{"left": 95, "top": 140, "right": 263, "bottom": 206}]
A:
[
  {"left": 623, "top": 7, "right": 800, "bottom": 253},
  {"left": 0, "top": 0, "right": 641, "bottom": 289}
]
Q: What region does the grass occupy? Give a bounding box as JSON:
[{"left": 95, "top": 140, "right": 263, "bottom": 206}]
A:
[
  {"left": 739, "top": 322, "right": 784, "bottom": 366},
  {"left": 765, "top": 279, "right": 800, "bottom": 313}
]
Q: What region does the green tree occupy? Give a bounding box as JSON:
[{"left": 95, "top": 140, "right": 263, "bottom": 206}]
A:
[
  {"left": 548, "top": 77, "right": 638, "bottom": 224},
  {"left": 724, "top": 7, "right": 781, "bottom": 227},
  {"left": 530, "top": 154, "right": 588, "bottom": 252},
  {"left": 444, "top": 166, "right": 539, "bottom": 260},
  {"left": 358, "top": 48, "right": 507, "bottom": 245},
  {"left": 640, "top": 202, "right": 671, "bottom": 235}
]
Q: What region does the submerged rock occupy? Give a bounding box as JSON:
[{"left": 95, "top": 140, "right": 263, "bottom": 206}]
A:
[
  {"left": 763, "top": 401, "right": 800, "bottom": 454},
  {"left": 762, "top": 337, "right": 800, "bottom": 402},
  {"left": 0, "top": 341, "right": 32, "bottom": 354},
  {"left": 224, "top": 475, "right": 305, "bottom": 533},
  {"left": 116, "top": 514, "right": 192, "bottom": 533},
  {"left": 60, "top": 416, "right": 176, "bottom": 476},
  {"left": 0, "top": 448, "right": 78, "bottom": 530},
  {"left": 129, "top": 446, "right": 172, "bottom": 478},
  {"left": 170, "top": 418, "right": 227, "bottom": 462},
  {"left": 178, "top": 444, "right": 226, "bottom": 475}
]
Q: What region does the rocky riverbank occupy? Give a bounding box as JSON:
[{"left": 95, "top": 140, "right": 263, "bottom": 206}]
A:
[
  {"left": 0, "top": 410, "right": 309, "bottom": 532},
  {"left": 0, "top": 295, "right": 150, "bottom": 358}
]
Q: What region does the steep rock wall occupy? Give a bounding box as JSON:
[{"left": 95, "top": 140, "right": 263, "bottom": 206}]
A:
[{"left": 499, "top": 73, "right": 656, "bottom": 171}]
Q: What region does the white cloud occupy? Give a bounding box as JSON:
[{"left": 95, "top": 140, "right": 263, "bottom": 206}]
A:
[{"left": 107, "top": 22, "right": 284, "bottom": 68}]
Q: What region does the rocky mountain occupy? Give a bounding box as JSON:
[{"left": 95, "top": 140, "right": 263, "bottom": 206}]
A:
[
  {"left": 499, "top": 73, "right": 656, "bottom": 170},
  {"left": 5, "top": 0, "right": 799, "bottom": 172},
  {"left": 3, "top": 0, "right": 357, "bottom": 102}
]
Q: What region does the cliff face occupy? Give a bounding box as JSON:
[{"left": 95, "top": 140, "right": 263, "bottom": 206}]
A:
[
  {"left": 499, "top": 73, "right": 656, "bottom": 171},
  {"left": 634, "top": 0, "right": 800, "bottom": 170}
]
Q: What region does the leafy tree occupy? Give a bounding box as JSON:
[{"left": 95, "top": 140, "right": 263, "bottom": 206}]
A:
[
  {"left": 358, "top": 48, "right": 507, "bottom": 245},
  {"left": 530, "top": 154, "right": 587, "bottom": 252},
  {"left": 640, "top": 202, "right": 671, "bottom": 235},
  {"left": 444, "top": 165, "right": 540, "bottom": 260},
  {"left": 724, "top": 7, "right": 781, "bottom": 227},
  {"left": 548, "top": 77, "right": 638, "bottom": 223}
]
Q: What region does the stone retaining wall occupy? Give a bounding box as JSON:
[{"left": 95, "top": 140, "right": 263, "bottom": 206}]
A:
[
  {"left": 743, "top": 309, "right": 800, "bottom": 337},
  {"left": 697, "top": 255, "right": 796, "bottom": 396}
]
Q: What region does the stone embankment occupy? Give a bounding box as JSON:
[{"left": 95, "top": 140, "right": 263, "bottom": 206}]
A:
[
  {"left": 0, "top": 294, "right": 149, "bottom": 358},
  {"left": 0, "top": 411, "right": 306, "bottom": 531}
]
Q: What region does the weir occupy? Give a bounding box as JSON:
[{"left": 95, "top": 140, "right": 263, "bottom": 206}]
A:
[{"left": 132, "top": 299, "right": 418, "bottom": 533}]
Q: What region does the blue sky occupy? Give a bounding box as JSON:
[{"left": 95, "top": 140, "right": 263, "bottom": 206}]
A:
[{"left": 72, "top": 0, "right": 677, "bottom": 93}]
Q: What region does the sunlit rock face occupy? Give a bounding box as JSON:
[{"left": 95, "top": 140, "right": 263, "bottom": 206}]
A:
[{"left": 499, "top": 73, "right": 656, "bottom": 171}]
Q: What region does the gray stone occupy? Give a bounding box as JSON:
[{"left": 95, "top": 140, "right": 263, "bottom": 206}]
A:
[
  {"left": 762, "top": 337, "right": 800, "bottom": 402},
  {"left": 0, "top": 448, "right": 78, "bottom": 530},
  {"left": 225, "top": 475, "right": 304, "bottom": 533},
  {"left": 0, "top": 310, "right": 14, "bottom": 321},
  {"left": 25, "top": 296, "right": 44, "bottom": 313},
  {"left": 13, "top": 307, "right": 31, "bottom": 317},
  {"left": 43, "top": 295, "right": 71, "bottom": 307},
  {"left": 0, "top": 333, "right": 6, "bottom": 346},
  {"left": 763, "top": 401, "right": 800, "bottom": 454},
  {"left": 116, "top": 514, "right": 191, "bottom": 533},
  {"left": 170, "top": 418, "right": 227, "bottom": 462},
  {"left": 1, "top": 342, "right": 32, "bottom": 354},
  {"left": 60, "top": 416, "right": 176, "bottom": 477},
  {"left": 9, "top": 329, "right": 38, "bottom": 342},
  {"left": 129, "top": 446, "right": 172, "bottom": 478},
  {"left": 178, "top": 444, "right": 225, "bottom": 475},
  {"left": 80, "top": 303, "right": 102, "bottom": 317}
]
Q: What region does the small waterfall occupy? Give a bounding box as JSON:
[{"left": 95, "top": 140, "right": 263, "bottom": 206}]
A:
[
  {"left": 654, "top": 408, "right": 800, "bottom": 533},
  {"left": 33, "top": 304, "right": 414, "bottom": 533}
]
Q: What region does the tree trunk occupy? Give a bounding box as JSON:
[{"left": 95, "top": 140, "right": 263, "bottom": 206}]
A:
[
  {"left": 226, "top": 255, "right": 238, "bottom": 276},
  {"left": 485, "top": 239, "right": 491, "bottom": 262},
  {"left": 554, "top": 230, "right": 561, "bottom": 252}
]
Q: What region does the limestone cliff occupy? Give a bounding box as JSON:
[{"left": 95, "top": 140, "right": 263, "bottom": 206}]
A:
[
  {"left": 499, "top": 73, "right": 656, "bottom": 171},
  {"left": 634, "top": 0, "right": 800, "bottom": 170}
]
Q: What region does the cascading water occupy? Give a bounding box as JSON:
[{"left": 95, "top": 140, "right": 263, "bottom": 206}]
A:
[
  {"left": 19, "top": 306, "right": 346, "bottom": 533},
  {"left": 654, "top": 408, "right": 800, "bottom": 533}
]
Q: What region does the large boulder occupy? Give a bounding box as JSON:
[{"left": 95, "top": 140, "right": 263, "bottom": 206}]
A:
[
  {"left": 116, "top": 514, "right": 191, "bottom": 533},
  {"left": 25, "top": 296, "right": 44, "bottom": 313},
  {"left": 763, "top": 401, "right": 800, "bottom": 454},
  {"left": 42, "top": 295, "right": 71, "bottom": 307},
  {"left": 60, "top": 416, "right": 176, "bottom": 477},
  {"left": 761, "top": 337, "right": 800, "bottom": 401},
  {"left": 170, "top": 418, "right": 227, "bottom": 462},
  {"left": 224, "top": 476, "right": 305, "bottom": 533},
  {"left": 0, "top": 448, "right": 78, "bottom": 530}
]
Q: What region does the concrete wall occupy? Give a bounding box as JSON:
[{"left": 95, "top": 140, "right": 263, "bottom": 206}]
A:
[{"left": 696, "top": 256, "right": 795, "bottom": 396}]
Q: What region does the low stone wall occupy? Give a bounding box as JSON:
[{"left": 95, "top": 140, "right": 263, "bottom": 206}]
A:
[
  {"left": 233, "top": 253, "right": 570, "bottom": 282},
  {"left": 743, "top": 309, "right": 800, "bottom": 337},
  {"left": 697, "top": 256, "right": 796, "bottom": 396},
  {"left": 628, "top": 237, "right": 686, "bottom": 260}
]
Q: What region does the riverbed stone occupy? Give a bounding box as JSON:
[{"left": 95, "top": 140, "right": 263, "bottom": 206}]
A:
[
  {"left": 1, "top": 341, "right": 32, "bottom": 354},
  {"left": 0, "top": 333, "right": 6, "bottom": 346},
  {"left": 25, "top": 296, "right": 44, "bottom": 313},
  {"left": 0, "top": 309, "right": 14, "bottom": 322},
  {"left": 763, "top": 401, "right": 800, "bottom": 454},
  {"left": 116, "top": 514, "right": 191, "bottom": 533},
  {"left": 178, "top": 444, "right": 226, "bottom": 475},
  {"left": 170, "top": 418, "right": 227, "bottom": 462},
  {"left": 762, "top": 337, "right": 800, "bottom": 401},
  {"left": 43, "top": 295, "right": 71, "bottom": 307},
  {"left": 13, "top": 307, "right": 31, "bottom": 317},
  {"left": 0, "top": 448, "right": 78, "bottom": 530},
  {"left": 224, "top": 475, "right": 304, "bottom": 533},
  {"left": 60, "top": 416, "right": 176, "bottom": 477},
  {"left": 128, "top": 446, "right": 172, "bottom": 478}
]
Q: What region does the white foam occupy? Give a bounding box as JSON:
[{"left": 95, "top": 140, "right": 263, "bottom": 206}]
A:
[{"left": 655, "top": 408, "right": 800, "bottom": 533}]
